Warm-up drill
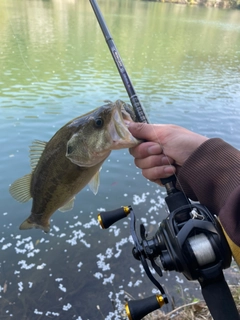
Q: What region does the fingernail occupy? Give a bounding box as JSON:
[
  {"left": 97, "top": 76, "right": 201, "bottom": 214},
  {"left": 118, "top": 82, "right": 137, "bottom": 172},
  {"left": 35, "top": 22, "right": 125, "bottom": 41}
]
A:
[
  {"left": 127, "top": 122, "right": 135, "bottom": 132},
  {"left": 148, "top": 144, "right": 161, "bottom": 155},
  {"left": 164, "top": 166, "right": 175, "bottom": 174},
  {"left": 124, "top": 120, "right": 131, "bottom": 127}
]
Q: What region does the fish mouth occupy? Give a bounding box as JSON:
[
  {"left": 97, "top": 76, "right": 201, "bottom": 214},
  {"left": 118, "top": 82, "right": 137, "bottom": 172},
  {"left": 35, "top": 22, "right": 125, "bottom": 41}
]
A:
[{"left": 109, "top": 104, "right": 140, "bottom": 149}]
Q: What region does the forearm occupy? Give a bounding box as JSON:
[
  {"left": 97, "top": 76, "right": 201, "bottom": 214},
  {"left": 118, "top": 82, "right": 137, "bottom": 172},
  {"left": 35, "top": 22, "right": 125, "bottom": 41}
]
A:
[{"left": 177, "top": 138, "right": 240, "bottom": 264}]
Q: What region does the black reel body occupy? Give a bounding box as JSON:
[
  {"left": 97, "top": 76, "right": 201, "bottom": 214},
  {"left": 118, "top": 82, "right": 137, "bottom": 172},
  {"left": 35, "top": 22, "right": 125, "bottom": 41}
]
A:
[
  {"left": 151, "top": 203, "right": 232, "bottom": 281},
  {"left": 98, "top": 189, "right": 238, "bottom": 320}
]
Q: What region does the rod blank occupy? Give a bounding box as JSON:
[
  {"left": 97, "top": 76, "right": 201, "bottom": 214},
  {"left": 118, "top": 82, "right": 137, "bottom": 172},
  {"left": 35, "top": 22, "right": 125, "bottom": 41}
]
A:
[{"left": 89, "top": 0, "right": 149, "bottom": 123}]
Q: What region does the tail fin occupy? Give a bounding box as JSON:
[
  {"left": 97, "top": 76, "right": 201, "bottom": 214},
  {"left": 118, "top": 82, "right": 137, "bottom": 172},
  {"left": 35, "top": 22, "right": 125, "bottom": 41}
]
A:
[{"left": 19, "top": 218, "right": 50, "bottom": 233}]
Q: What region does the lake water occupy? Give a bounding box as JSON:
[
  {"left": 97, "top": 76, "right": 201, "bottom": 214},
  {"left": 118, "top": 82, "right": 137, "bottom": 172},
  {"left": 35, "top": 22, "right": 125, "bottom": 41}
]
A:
[{"left": 0, "top": 0, "right": 240, "bottom": 319}]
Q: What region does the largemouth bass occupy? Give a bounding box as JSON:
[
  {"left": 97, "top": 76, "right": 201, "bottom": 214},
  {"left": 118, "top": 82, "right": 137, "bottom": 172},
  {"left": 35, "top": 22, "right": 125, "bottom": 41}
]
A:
[{"left": 9, "top": 100, "right": 140, "bottom": 233}]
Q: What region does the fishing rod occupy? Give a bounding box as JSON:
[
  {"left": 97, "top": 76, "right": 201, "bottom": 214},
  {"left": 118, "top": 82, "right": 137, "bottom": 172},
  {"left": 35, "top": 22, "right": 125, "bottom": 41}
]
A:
[
  {"left": 89, "top": 0, "right": 148, "bottom": 124},
  {"left": 89, "top": 0, "right": 176, "bottom": 191},
  {"left": 89, "top": 1, "right": 239, "bottom": 320}
]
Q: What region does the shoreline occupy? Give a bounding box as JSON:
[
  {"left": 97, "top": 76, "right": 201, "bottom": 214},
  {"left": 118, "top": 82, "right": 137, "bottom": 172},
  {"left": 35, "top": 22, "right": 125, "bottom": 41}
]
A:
[{"left": 144, "top": 0, "right": 240, "bottom": 9}]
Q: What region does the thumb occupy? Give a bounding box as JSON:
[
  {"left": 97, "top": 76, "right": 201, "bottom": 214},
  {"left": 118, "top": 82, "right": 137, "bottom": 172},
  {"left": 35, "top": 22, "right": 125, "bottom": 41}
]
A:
[{"left": 128, "top": 122, "right": 157, "bottom": 141}]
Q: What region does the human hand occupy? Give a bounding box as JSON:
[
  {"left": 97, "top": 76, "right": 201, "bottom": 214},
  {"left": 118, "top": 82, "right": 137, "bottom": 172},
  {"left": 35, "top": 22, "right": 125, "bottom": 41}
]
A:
[{"left": 128, "top": 123, "right": 208, "bottom": 185}]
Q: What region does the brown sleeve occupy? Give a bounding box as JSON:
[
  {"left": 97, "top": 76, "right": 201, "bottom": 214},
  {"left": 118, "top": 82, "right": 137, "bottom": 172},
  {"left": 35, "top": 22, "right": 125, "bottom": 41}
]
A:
[{"left": 176, "top": 138, "right": 240, "bottom": 264}]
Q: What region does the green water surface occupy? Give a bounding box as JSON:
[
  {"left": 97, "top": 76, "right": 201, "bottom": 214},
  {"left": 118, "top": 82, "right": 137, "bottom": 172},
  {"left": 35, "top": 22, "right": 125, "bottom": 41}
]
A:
[{"left": 0, "top": 0, "right": 240, "bottom": 319}]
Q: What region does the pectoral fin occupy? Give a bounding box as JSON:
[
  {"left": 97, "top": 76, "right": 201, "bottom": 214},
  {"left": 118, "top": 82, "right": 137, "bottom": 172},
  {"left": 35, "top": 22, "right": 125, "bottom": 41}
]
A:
[
  {"left": 88, "top": 170, "right": 100, "bottom": 195},
  {"left": 9, "top": 174, "right": 32, "bottom": 203},
  {"left": 58, "top": 197, "right": 75, "bottom": 212}
]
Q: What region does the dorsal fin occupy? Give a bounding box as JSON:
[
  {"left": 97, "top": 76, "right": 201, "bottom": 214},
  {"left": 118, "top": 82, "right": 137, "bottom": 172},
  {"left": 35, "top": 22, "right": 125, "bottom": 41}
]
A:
[{"left": 29, "top": 140, "right": 47, "bottom": 171}]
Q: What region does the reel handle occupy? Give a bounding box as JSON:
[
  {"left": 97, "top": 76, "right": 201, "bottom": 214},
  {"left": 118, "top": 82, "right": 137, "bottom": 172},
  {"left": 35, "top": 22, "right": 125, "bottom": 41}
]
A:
[
  {"left": 98, "top": 206, "right": 131, "bottom": 229},
  {"left": 125, "top": 294, "right": 166, "bottom": 320}
]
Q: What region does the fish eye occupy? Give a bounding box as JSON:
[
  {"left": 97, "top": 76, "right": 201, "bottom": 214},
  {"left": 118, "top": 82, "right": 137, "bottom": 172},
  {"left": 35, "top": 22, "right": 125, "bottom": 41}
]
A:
[{"left": 94, "top": 117, "right": 104, "bottom": 128}]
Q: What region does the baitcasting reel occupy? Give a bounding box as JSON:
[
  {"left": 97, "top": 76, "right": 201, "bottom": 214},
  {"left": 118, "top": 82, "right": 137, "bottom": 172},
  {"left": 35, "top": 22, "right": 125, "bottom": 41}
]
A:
[{"left": 98, "top": 183, "right": 239, "bottom": 320}]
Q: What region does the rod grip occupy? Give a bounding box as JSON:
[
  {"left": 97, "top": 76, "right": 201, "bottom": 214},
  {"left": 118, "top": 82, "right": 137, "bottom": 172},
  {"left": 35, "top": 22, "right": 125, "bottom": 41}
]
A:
[
  {"left": 200, "top": 273, "right": 239, "bottom": 320},
  {"left": 160, "top": 175, "right": 176, "bottom": 186}
]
